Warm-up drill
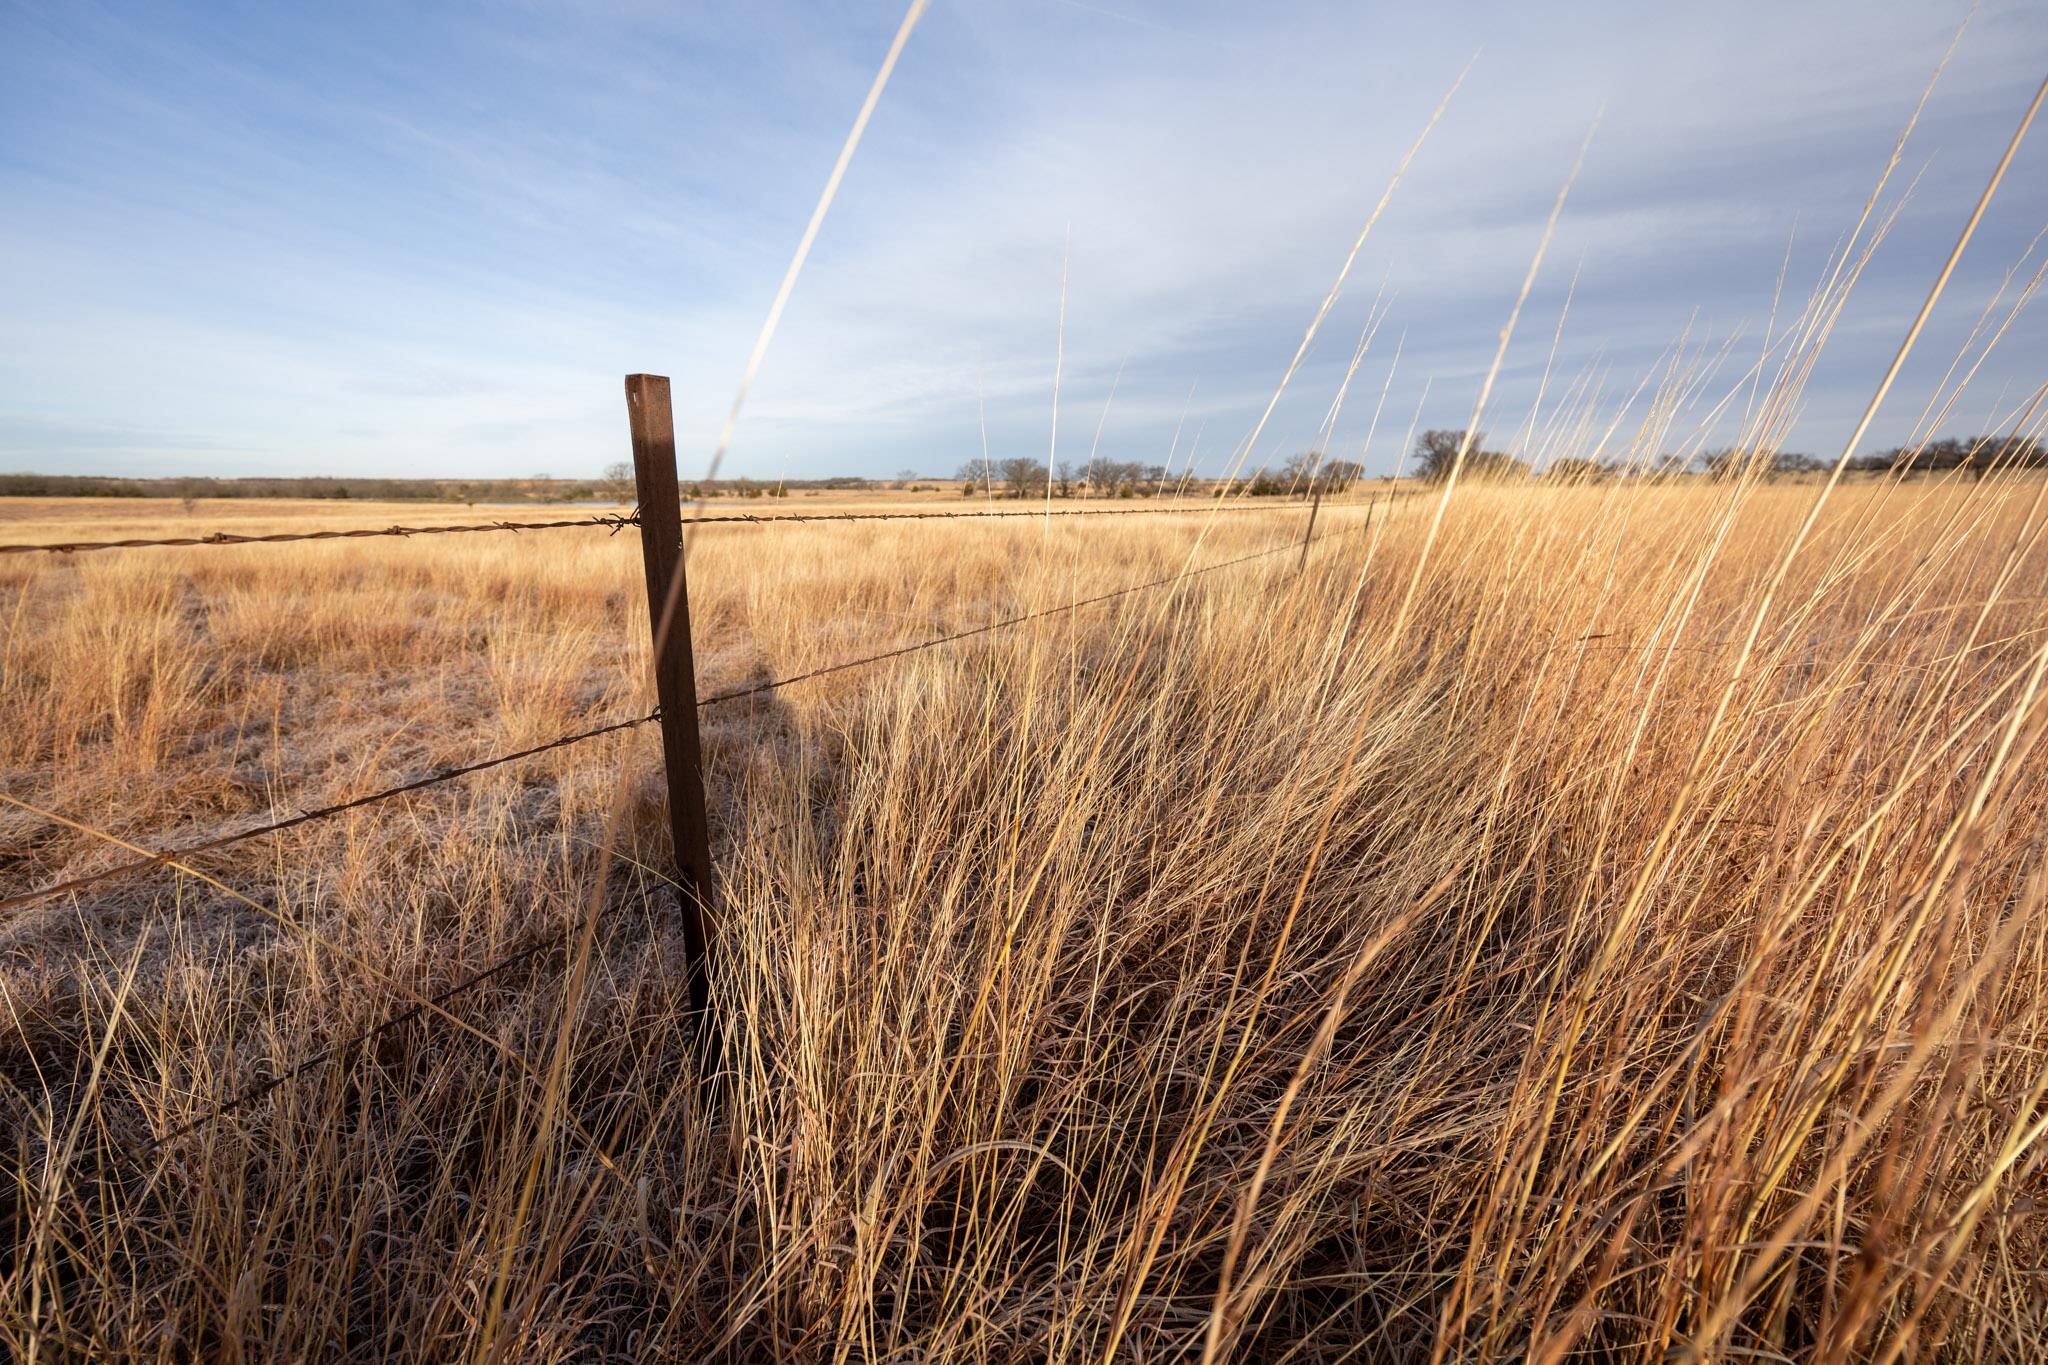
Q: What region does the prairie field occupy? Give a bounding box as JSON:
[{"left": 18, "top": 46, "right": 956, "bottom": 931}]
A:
[{"left": 3, "top": 474, "right": 2048, "bottom": 1361}]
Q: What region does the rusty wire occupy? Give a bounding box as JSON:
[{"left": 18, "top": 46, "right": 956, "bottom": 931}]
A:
[
  {"left": 3, "top": 535, "right": 1306, "bottom": 916},
  {"left": 0, "top": 710, "right": 660, "bottom": 914},
  {"left": 35, "top": 532, "right": 1312, "bottom": 1163},
  {"left": 139, "top": 802, "right": 816, "bottom": 1155},
  {"left": 0, "top": 497, "right": 1350, "bottom": 557},
  {"left": 139, "top": 926, "right": 562, "bottom": 1154},
  {"left": 0, "top": 512, "right": 642, "bottom": 556}
]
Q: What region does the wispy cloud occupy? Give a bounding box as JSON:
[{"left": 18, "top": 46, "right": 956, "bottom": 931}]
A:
[{"left": 1, "top": 0, "right": 2042, "bottom": 479}]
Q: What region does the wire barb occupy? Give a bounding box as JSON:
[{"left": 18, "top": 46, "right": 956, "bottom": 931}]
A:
[
  {"left": 1, "top": 533, "right": 1320, "bottom": 916},
  {"left": 143, "top": 928, "right": 559, "bottom": 1155},
  {"left": 696, "top": 537, "right": 1304, "bottom": 708},
  {"left": 0, "top": 512, "right": 644, "bottom": 556},
  {"left": 0, "top": 498, "right": 1368, "bottom": 557},
  {"left": 30, "top": 531, "right": 1317, "bottom": 1165},
  {"left": 0, "top": 711, "right": 659, "bottom": 913}
]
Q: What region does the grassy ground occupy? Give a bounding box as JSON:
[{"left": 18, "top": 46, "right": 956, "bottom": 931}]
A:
[{"left": 2, "top": 476, "right": 2045, "bottom": 1360}]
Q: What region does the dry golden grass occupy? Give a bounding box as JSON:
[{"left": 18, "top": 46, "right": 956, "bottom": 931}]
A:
[{"left": 3, "top": 472, "right": 2046, "bottom": 1360}]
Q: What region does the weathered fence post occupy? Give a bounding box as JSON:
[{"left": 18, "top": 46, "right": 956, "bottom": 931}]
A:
[
  {"left": 624, "top": 374, "right": 717, "bottom": 1020},
  {"left": 1298, "top": 481, "right": 1324, "bottom": 572}
]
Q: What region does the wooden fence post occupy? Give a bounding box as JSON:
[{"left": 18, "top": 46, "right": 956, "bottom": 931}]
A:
[
  {"left": 1298, "top": 482, "right": 1324, "bottom": 572},
  {"left": 624, "top": 374, "right": 717, "bottom": 1020}
]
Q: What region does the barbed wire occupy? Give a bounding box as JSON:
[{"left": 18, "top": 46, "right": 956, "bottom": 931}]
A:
[
  {"left": 0, "top": 512, "right": 642, "bottom": 557},
  {"left": 51, "top": 537, "right": 1314, "bottom": 1167},
  {"left": 0, "top": 712, "right": 659, "bottom": 914},
  {"left": 141, "top": 926, "right": 561, "bottom": 1154},
  {"left": 695, "top": 535, "right": 1303, "bottom": 708},
  {"left": 0, "top": 497, "right": 1373, "bottom": 557},
  {"left": 1, "top": 535, "right": 1309, "bottom": 916},
  {"left": 137, "top": 798, "right": 818, "bottom": 1158}
]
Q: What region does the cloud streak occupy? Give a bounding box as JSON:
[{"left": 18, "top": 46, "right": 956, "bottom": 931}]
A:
[{"left": 1, "top": 0, "right": 2043, "bottom": 479}]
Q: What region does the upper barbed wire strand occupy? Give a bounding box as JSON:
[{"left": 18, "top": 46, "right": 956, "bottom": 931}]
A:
[
  {"left": 0, "top": 496, "right": 1408, "bottom": 557},
  {"left": 0, "top": 533, "right": 1318, "bottom": 915},
  {"left": 0, "top": 512, "right": 643, "bottom": 555},
  {"left": 43, "top": 526, "right": 1348, "bottom": 1165}
]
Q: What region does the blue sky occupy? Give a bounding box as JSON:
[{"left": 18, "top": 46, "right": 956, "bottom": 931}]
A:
[{"left": 2, "top": 0, "right": 2044, "bottom": 482}]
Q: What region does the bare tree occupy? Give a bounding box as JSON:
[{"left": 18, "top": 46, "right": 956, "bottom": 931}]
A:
[
  {"left": 1544, "top": 457, "right": 1604, "bottom": 483},
  {"left": 1319, "top": 459, "right": 1363, "bottom": 491},
  {"left": 956, "top": 458, "right": 997, "bottom": 496},
  {"left": 1414, "top": 430, "right": 1525, "bottom": 482},
  {"left": 998, "top": 457, "right": 1049, "bottom": 499},
  {"left": 602, "top": 461, "right": 635, "bottom": 503},
  {"left": 1083, "top": 456, "right": 1119, "bottom": 497},
  {"left": 1281, "top": 450, "right": 1323, "bottom": 495}
]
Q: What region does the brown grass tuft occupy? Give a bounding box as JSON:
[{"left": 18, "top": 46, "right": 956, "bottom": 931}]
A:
[{"left": 2, "top": 473, "right": 2047, "bottom": 1358}]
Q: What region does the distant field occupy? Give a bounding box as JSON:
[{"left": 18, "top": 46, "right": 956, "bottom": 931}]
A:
[
  {"left": 0, "top": 486, "right": 952, "bottom": 533},
  {"left": 4, "top": 478, "right": 2046, "bottom": 1358},
  {"left": 0, "top": 485, "right": 1300, "bottom": 542}
]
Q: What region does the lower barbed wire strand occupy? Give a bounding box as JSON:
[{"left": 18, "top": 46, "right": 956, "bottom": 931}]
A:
[
  {"left": 1, "top": 534, "right": 1307, "bottom": 914},
  {"left": 0, "top": 713, "right": 659, "bottom": 913},
  {"left": 144, "top": 798, "right": 805, "bottom": 1156},
  {"left": 141, "top": 928, "right": 561, "bottom": 1155},
  {"left": 67, "top": 535, "right": 1310, "bottom": 1164}
]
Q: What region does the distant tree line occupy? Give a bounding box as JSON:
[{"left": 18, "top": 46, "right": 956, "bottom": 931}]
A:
[
  {"left": 14, "top": 431, "right": 2034, "bottom": 508},
  {"left": 1400, "top": 430, "right": 2048, "bottom": 484},
  {"left": 0, "top": 471, "right": 889, "bottom": 503},
  {"left": 1412, "top": 430, "right": 1527, "bottom": 482},
  {"left": 1696, "top": 449, "right": 1823, "bottom": 480},
  {"left": 955, "top": 457, "right": 1176, "bottom": 499},
  {"left": 954, "top": 451, "right": 1365, "bottom": 499},
  {"left": 1843, "top": 435, "right": 2048, "bottom": 478},
  {"left": 1209, "top": 452, "right": 1366, "bottom": 497},
  {"left": 1692, "top": 436, "right": 2047, "bottom": 481},
  {"left": 0, "top": 473, "right": 468, "bottom": 501}
]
